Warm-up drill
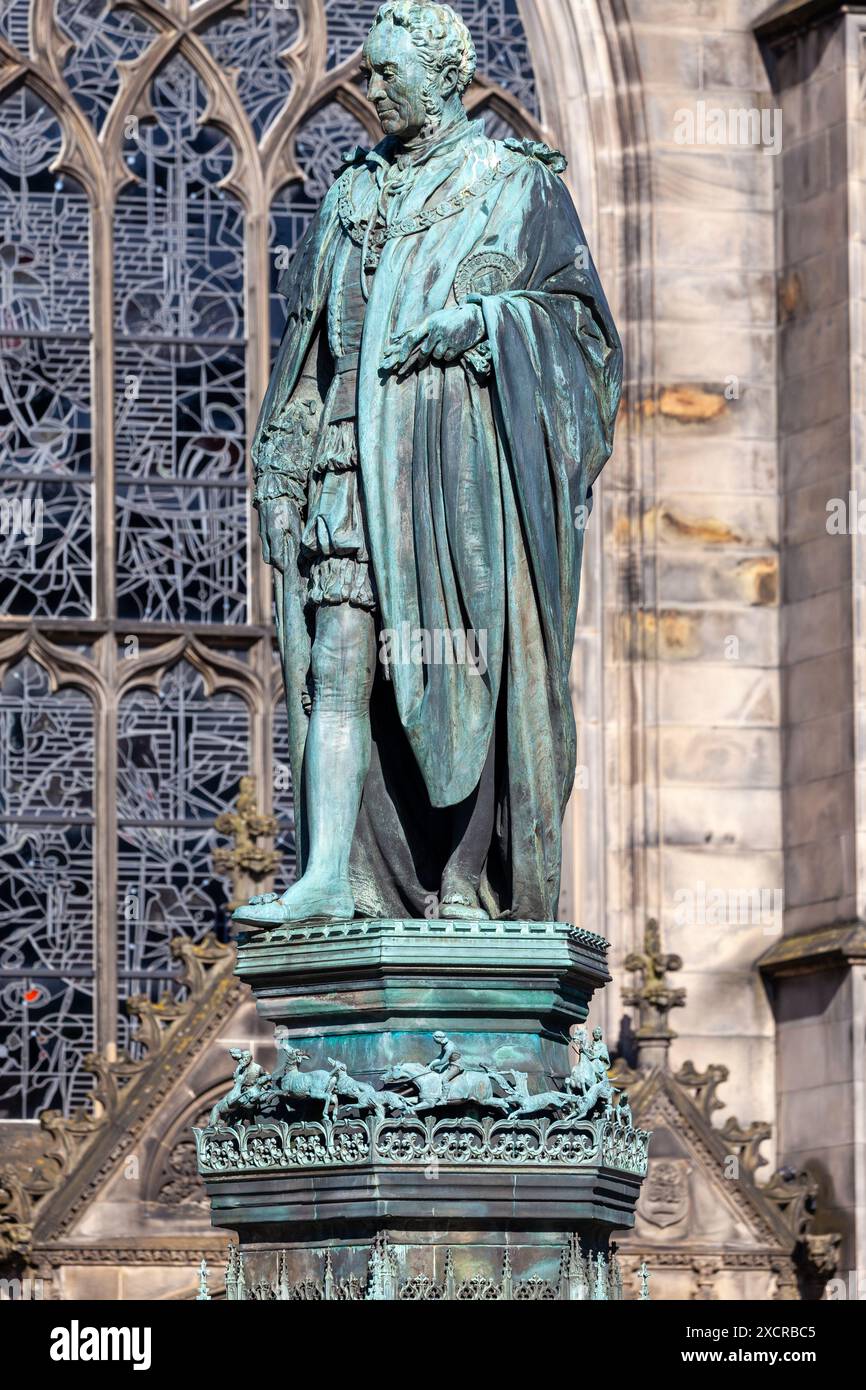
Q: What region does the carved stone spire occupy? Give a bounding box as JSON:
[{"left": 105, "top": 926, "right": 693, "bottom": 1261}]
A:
[
  {"left": 234, "top": 1246, "right": 247, "bottom": 1301},
  {"left": 623, "top": 918, "right": 686, "bottom": 1070},
  {"left": 366, "top": 1232, "right": 397, "bottom": 1301},
  {"left": 501, "top": 1249, "right": 513, "bottom": 1299},
  {"left": 444, "top": 1247, "right": 456, "bottom": 1300}
]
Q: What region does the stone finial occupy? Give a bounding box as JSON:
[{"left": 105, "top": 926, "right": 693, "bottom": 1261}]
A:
[
  {"left": 278, "top": 1250, "right": 290, "bottom": 1301},
  {"left": 594, "top": 1251, "right": 607, "bottom": 1301},
  {"left": 444, "top": 1247, "right": 456, "bottom": 1300},
  {"left": 559, "top": 1235, "right": 590, "bottom": 1301},
  {"left": 366, "top": 1233, "right": 397, "bottom": 1301},
  {"left": 611, "top": 1249, "right": 624, "bottom": 1301},
  {"left": 501, "top": 1249, "right": 513, "bottom": 1300},
  {"left": 213, "top": 776, "right": 280, "bottom": 912},
  {"left": 622, "top": 918, "right": 686, "bottom": 1070}
]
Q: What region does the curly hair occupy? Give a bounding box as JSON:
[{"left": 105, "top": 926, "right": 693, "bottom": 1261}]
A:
[{"left": 369, "top": 2, "right": 477, "bottom": 96}]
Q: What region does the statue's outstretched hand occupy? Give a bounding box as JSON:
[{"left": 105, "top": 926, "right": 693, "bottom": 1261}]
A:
[
  {"left": 258, "top": 496, "right": 301, "bottom": 573},
  {"left": 382, "top": 304, "right": 486, "bottom": 379}
]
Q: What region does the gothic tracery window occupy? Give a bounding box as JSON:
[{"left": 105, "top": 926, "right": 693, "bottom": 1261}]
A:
[
  {"left": 116, "top": 659, "right": 249, "bottom": 1028},
  {"left": 0, "top": 654, "right": 95, "bottom": 1116},
  {"left": 0, "top": 0, "right": 543, "bottom": 1117},
  {"left": 0, "top": 87, "right": 92, "bottom": 618},
  {"left": 114, "top": 56, "right": 248, "bottom": 625}
]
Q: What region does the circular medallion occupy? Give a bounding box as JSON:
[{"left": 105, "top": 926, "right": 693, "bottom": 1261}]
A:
[{"left": 454, "top": 251, "right": 522, "bottom": 305}]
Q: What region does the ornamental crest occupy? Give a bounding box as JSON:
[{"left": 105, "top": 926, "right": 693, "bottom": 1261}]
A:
[
  {"left": 639, "top": 1157, "right": 692, "bottom": 1229},
  {"left": 454, "top": 251, "right": 523, "bottom": 305}
]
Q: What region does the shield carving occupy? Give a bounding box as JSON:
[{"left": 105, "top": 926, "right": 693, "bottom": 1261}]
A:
[{"left": 640, "top": 1158, "right": 692, "bottom": 1228}]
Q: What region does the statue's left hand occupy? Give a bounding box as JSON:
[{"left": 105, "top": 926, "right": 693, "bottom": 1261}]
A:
[
  {"left": 382, "top": 304, "right": 486, "bottom": 379},
  {"left": 258, "top": 496, "right": 301, "bottom": 572}
]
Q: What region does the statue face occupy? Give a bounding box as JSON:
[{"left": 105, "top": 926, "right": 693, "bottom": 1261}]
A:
[{"left": 363, "top": 23, "right": 443, "bottom": 141}]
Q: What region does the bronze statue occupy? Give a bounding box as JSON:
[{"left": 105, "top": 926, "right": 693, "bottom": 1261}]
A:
[{"left": 235, "top": 1, "right": 621, "bottom": 929}]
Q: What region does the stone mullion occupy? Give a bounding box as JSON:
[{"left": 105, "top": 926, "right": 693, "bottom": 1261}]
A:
[
  {"left": 90, "top": 174, "right": 117, "bottom": 623},
  {"left": 247, "top": 193, "right": 272, "bottom": 631},
  {"left": 252, "top": 638, "right": 276, "bottom": 847},
  {"left": 90, "top": 104, "right": 119, "bottom": 1049},
  {"left": 94, "top": 634, "right": 119, "bottom": 1055}
]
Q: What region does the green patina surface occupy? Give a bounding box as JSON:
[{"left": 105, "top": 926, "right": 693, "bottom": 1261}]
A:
[
  {"left": 233, "top": 0, "right": 622, "bottom": 932},
  {"left": 197, "top": 6, "right": 640, "bottom": 1283}
]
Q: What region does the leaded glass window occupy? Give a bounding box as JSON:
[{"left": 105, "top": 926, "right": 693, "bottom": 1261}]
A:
[
  {"left": 0, "top": 0, "right": 542, "bottom": 1117},
  {"left": 0, "top": 87, "right": 93, "bottom": 618},
  {"left": 117, "top": 661, "right": 248, "bottom": 996},
  {"left": 0, "top": 656, "right": 95, "bottom": 1116},
  {"left": 114, "top": 57, "right": 247, "bottom": 624}
]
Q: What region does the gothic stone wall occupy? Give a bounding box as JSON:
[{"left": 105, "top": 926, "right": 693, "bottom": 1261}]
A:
[{"left": 547, "top": 0, "right": 782, "bottom": 1158}]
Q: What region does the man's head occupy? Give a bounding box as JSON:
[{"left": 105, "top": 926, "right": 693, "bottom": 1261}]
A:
[{"left": 362, "top": 2, "right": 476, "bottom": 143}]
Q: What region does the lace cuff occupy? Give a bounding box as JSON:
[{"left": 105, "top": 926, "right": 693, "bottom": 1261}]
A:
[
  {"left": 253, "top": 469, "right": 307, "bottom": 508},
  {"left": 253, "top": 398, "right": 318, "bottom": 509}
]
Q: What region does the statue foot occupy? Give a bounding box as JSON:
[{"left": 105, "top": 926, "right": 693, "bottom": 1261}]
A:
[
  {"left": 439, "top": 884, "right": 489, "bottom": 921},
  {"left": 231, "top": 892, "right": 280, "bottom": 924},
  {"left": 232, "top": 878, "right": 355, "bottom": 927},
  {"left": 277, "top": 876, "right": 355, "bottom": 923},
  {"left": 232, "top": 899, "right": 293, "bottom": 926}
]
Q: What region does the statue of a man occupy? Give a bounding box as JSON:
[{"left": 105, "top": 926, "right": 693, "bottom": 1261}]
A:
[{"left": 235, "top": 1, "right": 621, "bottom": 929}]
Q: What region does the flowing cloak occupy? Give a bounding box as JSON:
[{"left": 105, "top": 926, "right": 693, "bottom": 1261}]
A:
[{"left": 254, "top": 121, "right": 622, "bottom": 922}]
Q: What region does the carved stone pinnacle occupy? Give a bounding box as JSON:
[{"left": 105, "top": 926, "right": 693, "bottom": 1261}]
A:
[{"left": 622, "top": 918, "right": 687, "bottom": 1069}]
